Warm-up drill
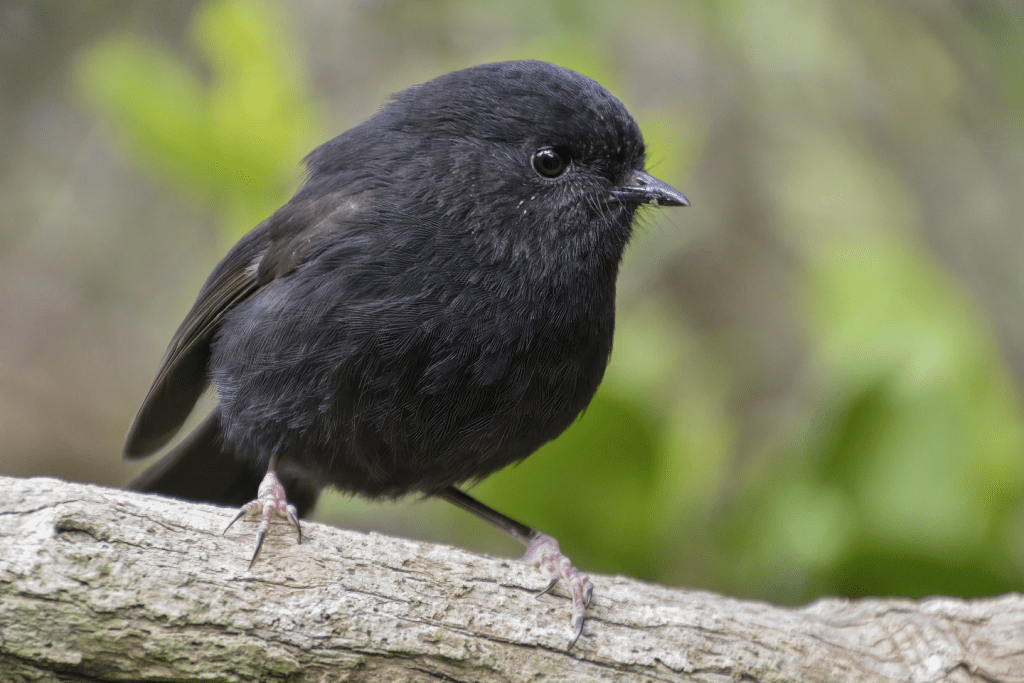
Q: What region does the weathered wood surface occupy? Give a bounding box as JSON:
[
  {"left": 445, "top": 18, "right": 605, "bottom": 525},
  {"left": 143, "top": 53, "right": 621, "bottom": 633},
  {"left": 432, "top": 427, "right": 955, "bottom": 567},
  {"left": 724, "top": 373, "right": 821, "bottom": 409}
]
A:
[{"left": 0, "top": 475, "right": 1021, "bottom": 682}]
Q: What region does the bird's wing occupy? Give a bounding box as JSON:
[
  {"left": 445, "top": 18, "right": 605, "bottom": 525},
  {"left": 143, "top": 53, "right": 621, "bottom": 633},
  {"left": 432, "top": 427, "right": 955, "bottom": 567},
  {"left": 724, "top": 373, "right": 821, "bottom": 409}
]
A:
[
  {"left": 123, "top": 189, "right": 367, "bottom": 459},
  {"left": 122, "top": 226, "right": 269, "bottom": 458}
]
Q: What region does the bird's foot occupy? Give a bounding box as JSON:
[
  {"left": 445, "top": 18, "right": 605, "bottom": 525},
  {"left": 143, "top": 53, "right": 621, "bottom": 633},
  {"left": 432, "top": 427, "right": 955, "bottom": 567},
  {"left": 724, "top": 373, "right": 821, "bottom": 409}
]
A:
[
  {"left": 223, "top": 467, "right": 301, "bottom": 569},
  {"left": 523, "top": 533, "right": 593, "bottom": 649}
]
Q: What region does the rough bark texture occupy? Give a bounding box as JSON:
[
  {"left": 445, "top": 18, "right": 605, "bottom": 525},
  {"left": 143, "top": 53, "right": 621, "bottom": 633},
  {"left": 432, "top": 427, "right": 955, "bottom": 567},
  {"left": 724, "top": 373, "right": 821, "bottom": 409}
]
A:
[{"left": 0, "top": 475, "right": 1022, "bottom": 682}]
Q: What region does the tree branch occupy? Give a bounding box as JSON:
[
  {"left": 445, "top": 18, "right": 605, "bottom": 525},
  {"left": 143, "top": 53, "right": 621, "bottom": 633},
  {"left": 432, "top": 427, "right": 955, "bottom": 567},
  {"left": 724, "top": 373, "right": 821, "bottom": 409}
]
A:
[{"left": 0, "top": 475, "right": 1021, "bottom": 682}]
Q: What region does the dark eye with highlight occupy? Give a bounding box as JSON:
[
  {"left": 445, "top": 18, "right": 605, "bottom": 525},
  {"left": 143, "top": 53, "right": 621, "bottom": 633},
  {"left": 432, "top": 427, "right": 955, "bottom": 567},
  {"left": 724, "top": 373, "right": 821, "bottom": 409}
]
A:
[{"left": 531, "top": 147, "right": 569, "bottom": 178}]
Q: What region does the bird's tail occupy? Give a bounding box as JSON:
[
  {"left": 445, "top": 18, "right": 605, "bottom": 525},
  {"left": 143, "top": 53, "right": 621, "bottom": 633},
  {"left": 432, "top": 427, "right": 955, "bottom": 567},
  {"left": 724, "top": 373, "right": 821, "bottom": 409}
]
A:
[{"left": 127, "top": 411, "right": 320, "bottom": 517}]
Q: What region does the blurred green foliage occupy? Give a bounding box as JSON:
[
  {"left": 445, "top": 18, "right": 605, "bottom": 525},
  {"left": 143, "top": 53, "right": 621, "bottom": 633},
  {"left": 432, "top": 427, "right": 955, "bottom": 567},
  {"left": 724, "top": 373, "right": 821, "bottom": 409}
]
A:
[
  {"left": 725, "top": 236, "right": 1024, "bottom": 601},
  {"left": 74, "top": 0, "right": 1024, "bottom": 605},
  {"left": 76, "top": 0, "right": 320, "bottom": 240}
]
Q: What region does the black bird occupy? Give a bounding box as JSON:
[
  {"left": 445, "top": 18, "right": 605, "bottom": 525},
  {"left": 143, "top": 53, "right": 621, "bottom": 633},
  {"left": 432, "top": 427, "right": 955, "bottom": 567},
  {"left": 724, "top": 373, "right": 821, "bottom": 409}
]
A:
[{"left": 124, "top": 60, "right": 687, "bottom": 648}]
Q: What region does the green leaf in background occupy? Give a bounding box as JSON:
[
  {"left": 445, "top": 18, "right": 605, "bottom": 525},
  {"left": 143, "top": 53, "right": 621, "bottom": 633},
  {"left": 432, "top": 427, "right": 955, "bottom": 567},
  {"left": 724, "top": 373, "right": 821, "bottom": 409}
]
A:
[
  {"left": 724, "top": 235, "right": 1024, "bottom": 602},
  {"left": 717, "top": 121, "right": 1024, "bottom": 601},
  {"left": 75, "top": 0, "right": 320, "bottom": 241}
]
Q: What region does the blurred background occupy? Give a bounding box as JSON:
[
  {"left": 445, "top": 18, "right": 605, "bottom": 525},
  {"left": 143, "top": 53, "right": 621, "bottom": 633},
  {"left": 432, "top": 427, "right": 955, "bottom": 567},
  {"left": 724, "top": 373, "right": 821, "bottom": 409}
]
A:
[{"left": 2, "top": 0, "right": 1023, "bottom": 605}]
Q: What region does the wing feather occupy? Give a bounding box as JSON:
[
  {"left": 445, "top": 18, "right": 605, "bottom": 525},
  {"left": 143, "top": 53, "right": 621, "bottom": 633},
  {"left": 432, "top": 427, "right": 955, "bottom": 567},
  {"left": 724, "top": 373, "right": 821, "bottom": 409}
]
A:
[{"left": 122, "top": 189, "right": 368, "bottom": 459}]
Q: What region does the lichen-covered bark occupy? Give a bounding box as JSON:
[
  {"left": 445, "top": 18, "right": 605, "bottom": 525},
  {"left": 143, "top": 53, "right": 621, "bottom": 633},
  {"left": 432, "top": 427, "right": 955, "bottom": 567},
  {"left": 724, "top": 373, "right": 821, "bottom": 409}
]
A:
[{"left": 0, "top": 475, "right": 1021, "bottom": 682}]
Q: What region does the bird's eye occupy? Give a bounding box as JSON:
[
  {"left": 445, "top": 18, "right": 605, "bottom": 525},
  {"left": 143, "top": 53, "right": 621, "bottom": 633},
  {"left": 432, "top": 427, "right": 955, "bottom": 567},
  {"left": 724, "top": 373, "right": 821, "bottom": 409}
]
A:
[{"left": 531, "top": 147, "right": 569, "bottom": 178}]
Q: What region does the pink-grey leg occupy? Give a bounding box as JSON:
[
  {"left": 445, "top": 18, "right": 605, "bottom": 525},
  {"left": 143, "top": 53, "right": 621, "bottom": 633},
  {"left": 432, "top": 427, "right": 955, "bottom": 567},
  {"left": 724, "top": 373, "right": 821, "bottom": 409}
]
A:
[
  {"left": 523, "top": 532, "right": 594, "bottom": 649},
  {"left": 438, "top": 485, "right": 594, "bottom": 650},
  {"left": 223, "top": 457, "right": 301, "bottom": 569}
]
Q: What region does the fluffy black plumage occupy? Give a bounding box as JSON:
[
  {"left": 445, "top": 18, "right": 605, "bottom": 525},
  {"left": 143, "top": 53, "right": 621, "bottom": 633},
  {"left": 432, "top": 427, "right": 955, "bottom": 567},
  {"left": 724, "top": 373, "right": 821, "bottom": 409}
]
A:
[{"left": 125, "top": 60, "right": 687, "bottom": 648}]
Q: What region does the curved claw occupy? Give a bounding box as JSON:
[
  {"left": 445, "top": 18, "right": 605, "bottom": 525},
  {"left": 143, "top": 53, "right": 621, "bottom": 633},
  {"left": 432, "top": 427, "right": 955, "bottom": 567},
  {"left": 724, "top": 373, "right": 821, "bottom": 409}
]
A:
[
  {"left": 536, "top": 574, "right": 559, "bottom": 598},
  {"left": 287, "top": 507, "right": 303, "bottom": 545},
  {"left": 224, "top": 504, "right": 255, "bottom": 535},
  {"left": 249, "top": 526, "right": 268, "bottom": 569},
  {"left": 568, "top": 612, "right": 585, "bottom": 651}
]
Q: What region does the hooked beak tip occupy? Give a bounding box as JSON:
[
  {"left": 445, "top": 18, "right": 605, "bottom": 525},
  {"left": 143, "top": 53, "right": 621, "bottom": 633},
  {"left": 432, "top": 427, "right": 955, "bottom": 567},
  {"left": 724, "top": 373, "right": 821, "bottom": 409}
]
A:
[{"left": 612, "top": 171, "right": 689, "bottom": 208}]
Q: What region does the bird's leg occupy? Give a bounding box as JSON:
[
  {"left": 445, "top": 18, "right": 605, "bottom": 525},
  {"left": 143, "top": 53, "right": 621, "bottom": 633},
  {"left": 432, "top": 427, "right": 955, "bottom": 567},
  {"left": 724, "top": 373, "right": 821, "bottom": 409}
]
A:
[
  {"left": 223, "top": 454, "right": 302, "bottom": 569},
  {"left": 437, "top": 485, "right": 593, "bottom": 650}
]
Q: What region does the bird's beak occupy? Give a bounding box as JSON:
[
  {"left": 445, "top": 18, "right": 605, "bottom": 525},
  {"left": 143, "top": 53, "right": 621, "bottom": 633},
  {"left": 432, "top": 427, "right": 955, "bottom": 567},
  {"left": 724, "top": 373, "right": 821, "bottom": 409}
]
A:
[{"left": 611, "top": 171, "right": 689, "bottom": 207}]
